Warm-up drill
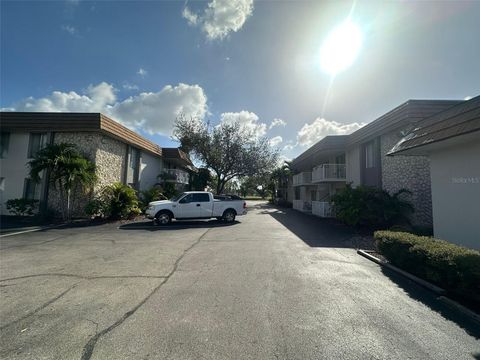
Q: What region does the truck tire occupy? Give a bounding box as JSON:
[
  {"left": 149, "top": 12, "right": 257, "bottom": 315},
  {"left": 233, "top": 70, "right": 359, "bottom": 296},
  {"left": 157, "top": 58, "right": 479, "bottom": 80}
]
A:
[
  {"left": 155, "top": 211, "right": 172, "bottom": 226},
  {"left": 222, "top": 209, "right": 236, "bottom": 223}
]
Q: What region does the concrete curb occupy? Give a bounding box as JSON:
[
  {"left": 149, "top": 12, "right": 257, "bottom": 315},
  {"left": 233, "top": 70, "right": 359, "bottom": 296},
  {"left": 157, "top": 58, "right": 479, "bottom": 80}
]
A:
[
  {"left": 0, "top": 224, "right": 65, "bottom": 238},
  {"left": 438, "top": 296, "right": 480, "bottom": 324},
  {"left": 358, "top": 249, "right": 480, "bottom": 324},
  {"left": 357, "top": 250, "right": 446, "bottom": 294}
]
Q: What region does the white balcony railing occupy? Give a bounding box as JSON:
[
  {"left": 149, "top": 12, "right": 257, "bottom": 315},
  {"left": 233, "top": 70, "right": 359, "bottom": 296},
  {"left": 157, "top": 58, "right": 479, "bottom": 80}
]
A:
[
  {"left": 163, "top": 169, "right": 189, "bottom": 184},
  {"left": 312, "top": 164, "right": 346, "bottom": 182},
  {"left": 312, "top": 201, "right": 333, "bottom": 217},
  {"left": 292, "top": 172, "right": 312, "bottom": 186},
  {"left": 293, "top": 200, "right": 312, "bottom": 213}
]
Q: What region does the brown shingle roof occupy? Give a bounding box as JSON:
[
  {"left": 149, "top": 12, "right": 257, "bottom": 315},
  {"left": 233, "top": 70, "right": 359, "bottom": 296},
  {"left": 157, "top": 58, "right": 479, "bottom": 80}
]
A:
[
  {"left": 346, "top": 100, "right": 461, "bottom": 146},
  {"left": 388, "top": 95, "right": 480, "bottom": 155},
  {"left": 0, "top": 112, "right": 162, "bottom": 157}
]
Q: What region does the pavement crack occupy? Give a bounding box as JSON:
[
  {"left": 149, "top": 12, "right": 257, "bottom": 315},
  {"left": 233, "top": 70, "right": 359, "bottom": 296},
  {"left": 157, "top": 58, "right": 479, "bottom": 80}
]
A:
[
  {"left": 85, "top": 318, "right": 99, "bottom": 335},
  {"left": 1, "top": 236, "right": 65, "bottom": 250},
  {"left": 0, "top": 274, "right": 168, "bottom": 282},
  {"left": 0, "top": 283, "right": 78, "bottom": 330},
  {"left": 80, "top": 228, "right": 211, "bottom": 360}
]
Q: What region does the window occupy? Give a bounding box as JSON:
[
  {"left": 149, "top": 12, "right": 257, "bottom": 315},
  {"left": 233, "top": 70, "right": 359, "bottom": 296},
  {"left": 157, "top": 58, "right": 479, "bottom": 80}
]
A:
[
  {"left": 193, "top": 193, "right": 210, "bottom": 202},
  {"left": 23, "top": 178, "right": 39, "bottom": 200},
  {"left": 365, "top": 141, "right": 375, "bottom": 168},
  {"left": 28, "top": 133, "right": 47, "bottom": 158},
  {"left": 0, "top": 132, "right": 10, "bottom": 158},
  {"left": 179, "top": 194, "right": 194, "bottom": 203},
  {"left": 128, "top": 147, "right": 139, "bottom": 169}
]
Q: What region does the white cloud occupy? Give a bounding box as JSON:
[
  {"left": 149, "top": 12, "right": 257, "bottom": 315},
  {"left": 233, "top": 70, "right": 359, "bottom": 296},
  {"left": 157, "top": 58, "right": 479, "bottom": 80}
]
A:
[
  {"left": 182, "top": 0, "right": 254, "bottom": 40},
  {"left": 269, "top": 136, "right": 283, "bottom": 147},
  {"left": 4, "top": 82, "right": 208, "bottom": 136},
  {"left": 269, "top": 118, "right": 286, "bottom": 129},
  {"left": 277, "top": 154, "right": 291, "bottom": 166},
  {"left": 137, "top": 68, "right": 147, "bottom": 77},
  {"left": 122, "top": 83, "right": 139, "bottom": 91},
  {"left": 297, "top": 117, "right": 365, "bottom": 147},
  {"left": 61, "top": 25, "right": 77, "bottom": 35},
  {"left": 219, "top": 110, "right": 267, "bottom": 138},
  {"left": 111, "top": 84, "right": 208, "bottom": 135},
  {"left": 283, "top": 143, "right": 295, "bottom": 151},
  {"left": 3, "top": 82, "right": 116, "bottom": 113},
  {"left": 182, "top": 7, "right": 198, "bottom": 25}
]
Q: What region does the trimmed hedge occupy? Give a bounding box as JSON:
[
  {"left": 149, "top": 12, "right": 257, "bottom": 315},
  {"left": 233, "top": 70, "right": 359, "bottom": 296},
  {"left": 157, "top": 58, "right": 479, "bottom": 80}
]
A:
[{"left": 375, "top": 231, "right": 480, "bottom": 303}]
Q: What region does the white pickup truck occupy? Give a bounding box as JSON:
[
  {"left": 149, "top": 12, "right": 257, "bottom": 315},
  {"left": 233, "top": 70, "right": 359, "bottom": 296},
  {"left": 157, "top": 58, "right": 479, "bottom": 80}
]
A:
[{"left": 145, "top": 191, "right": 247, "bottom": 225}]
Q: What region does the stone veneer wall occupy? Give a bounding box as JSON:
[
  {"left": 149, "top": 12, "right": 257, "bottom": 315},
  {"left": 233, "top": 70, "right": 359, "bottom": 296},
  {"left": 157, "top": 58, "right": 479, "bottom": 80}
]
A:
[
  {"left": 48, "top": 132, "right": 127, "bottom": 217},
  {"left": 381, "top": 130, "right": 432, "bottom": 227},
  {"left": 93, "top": 134, "right": 127, "bottom": 191}
]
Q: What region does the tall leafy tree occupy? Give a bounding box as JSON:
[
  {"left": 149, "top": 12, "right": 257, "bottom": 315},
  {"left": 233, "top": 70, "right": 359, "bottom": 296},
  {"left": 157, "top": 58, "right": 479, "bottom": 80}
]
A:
[
  {"left": 174, "top": 116, "right": 279, "bottom": 194},
  {"left": 28, "top": 143, "right": 97, "bottom": 220}
]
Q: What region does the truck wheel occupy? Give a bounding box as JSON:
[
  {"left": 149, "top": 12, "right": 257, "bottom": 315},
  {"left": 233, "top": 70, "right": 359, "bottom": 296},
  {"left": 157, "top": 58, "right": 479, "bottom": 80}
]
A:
[
  {"left": 223, "top": 209, "right": 236, "bottom": 223},
  {"left": 155, "top": 211, "right": 172, "bottom": 226}
]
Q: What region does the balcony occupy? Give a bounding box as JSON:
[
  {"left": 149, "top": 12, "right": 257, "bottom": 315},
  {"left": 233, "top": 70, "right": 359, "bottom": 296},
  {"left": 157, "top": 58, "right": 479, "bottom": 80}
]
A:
[
  {"left": 312, "top": 164, "right": 346, "bottom": 182},
  {"left": 293, "top": 200, "right": 312, "bottom": 213},
  {"left": 312, "top": 201, "right": 333, "bottom": 217},
  {"left": 162, "top": 169, "right": 189, "bottom": 184},
  {"left": 292, "top": 172, "right": 312, "bottom": 186}
]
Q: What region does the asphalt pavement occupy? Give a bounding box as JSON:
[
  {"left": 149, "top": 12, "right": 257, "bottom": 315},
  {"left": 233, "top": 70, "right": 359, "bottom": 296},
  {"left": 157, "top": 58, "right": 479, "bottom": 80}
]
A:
[{"left": 1, "top": 201, "right": 479, "bottom": 359}]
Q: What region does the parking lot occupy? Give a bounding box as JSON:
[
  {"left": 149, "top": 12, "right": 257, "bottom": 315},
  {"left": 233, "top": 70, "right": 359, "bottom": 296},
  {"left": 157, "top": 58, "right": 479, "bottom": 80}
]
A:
[{"left": 1, "top": 202, "right": 479, "bottom": 359}]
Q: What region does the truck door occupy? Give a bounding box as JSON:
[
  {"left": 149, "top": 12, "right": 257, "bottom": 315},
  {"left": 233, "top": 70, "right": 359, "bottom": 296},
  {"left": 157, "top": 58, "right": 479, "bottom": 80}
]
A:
[
  {"left": 192, "top": 193, "right": 212, "bottom": 217},
  {"left": 177, "top": 194, "right": 198, "bottom": 218}
]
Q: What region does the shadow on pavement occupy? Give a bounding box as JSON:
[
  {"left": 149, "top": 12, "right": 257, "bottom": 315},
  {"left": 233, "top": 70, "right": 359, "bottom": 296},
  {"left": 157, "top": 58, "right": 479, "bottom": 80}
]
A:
[
  {"left": 380, "top": 266, "right": 480, "bottom": 339},
  {"left": 256, "top": 202, "right": 371, "bottom": 249},
  {"left": 257, "top": 203, "right": 480, "bottom": 338},
  {"left": 119, "top": 219, "right": 239, "bottom": 231}
]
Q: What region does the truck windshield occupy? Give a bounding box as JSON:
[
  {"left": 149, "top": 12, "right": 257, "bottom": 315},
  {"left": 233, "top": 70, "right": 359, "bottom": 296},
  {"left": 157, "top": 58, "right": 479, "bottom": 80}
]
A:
[{"left": 170, "top": 193, "right": 186, "bottom": 202}]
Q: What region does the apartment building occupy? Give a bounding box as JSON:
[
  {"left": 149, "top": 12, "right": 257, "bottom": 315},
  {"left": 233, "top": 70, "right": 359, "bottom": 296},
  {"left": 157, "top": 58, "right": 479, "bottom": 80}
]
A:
[
  {"left": 162, "top": 147, "right": 196, "bottom": 192},
  {"left": 290, "top": 99, "right": 461, "bottom": 227},
  {"left": 388, "top": 95, "right": 480, "bottom": 249},
  {"left": 0, "top": 112, "right": 194, "bottom": 216}
]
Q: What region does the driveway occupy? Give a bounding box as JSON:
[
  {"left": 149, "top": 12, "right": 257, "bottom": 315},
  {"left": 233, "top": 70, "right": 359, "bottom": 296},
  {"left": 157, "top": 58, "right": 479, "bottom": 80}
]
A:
[{"left": 1, "top": 201, "right": 479, "bottom": 359}]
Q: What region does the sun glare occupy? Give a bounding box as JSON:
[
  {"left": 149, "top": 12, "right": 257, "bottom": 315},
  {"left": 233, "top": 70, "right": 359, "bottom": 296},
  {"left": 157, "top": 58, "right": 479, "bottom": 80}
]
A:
[{"left": 319, "top": 20, "right": 363, "bottom": 75}]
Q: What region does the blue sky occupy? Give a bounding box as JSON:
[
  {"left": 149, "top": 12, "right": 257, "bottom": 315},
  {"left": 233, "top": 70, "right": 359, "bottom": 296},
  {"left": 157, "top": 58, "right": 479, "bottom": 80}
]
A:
[{"left": 2, "top": 0, "right": 479, "bottom": 160}]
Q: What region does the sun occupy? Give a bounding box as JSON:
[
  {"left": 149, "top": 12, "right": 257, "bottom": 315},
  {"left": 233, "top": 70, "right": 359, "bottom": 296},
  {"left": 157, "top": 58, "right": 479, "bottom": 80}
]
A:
[{"left": 319, "top": 20, "right": 363, "bottom": 75}]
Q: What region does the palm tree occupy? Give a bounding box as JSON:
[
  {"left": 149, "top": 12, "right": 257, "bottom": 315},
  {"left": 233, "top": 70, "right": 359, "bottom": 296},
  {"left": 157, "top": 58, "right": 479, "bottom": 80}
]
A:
[
  {"left": 270, "top": 161, "right": 294, "bottom": 202},
  {"left": 29, "top": 143, "right": 97, "bottom": 220}
]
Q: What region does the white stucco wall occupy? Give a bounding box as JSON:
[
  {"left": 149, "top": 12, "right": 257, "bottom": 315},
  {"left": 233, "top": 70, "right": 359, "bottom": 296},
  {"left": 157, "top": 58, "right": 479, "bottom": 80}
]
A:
[
  {"left": 138, "top": 151, "right": 163, "bottom": 191},
  {"left": 346, "top": 146, "right": 361, "bottom": 186},
  {"left": 429, "top": 140, "right": 480, "bottom": 250},
  {"left": 0, "top": 133, "right": 33, "bottom": 215}
]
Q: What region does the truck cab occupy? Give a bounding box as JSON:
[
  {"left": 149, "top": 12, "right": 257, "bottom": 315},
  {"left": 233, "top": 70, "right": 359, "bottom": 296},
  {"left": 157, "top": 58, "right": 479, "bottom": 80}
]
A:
[{"left": 145, "top": 191, "right": 247, "bottom": 225}]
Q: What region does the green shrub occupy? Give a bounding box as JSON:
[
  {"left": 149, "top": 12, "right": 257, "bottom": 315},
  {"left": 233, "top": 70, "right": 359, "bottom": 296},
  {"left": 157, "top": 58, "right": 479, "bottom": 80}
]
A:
[
  {"left": 375, "top": 231, "right": 480, "bottom": 302},
  {"left": 139, "top": 186, "right": 167, "bottom": 211},
  {"left": 332, "top": 184, "right": 414, "bottom": 229},
  {"left": 6, "top": 198, "right": 39, "bottom": 216},
  {"left": 85, "top": 198, "right": 106, "bottom": 218},
  {"left": 85, "top": 183, "right": 140, "bottom": 220},
  {"left": 161, "top": 182, "right": 179, "bottom": 199},
  {"left": 102, "top": 183, "right": 140, "bottom": 219}
]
